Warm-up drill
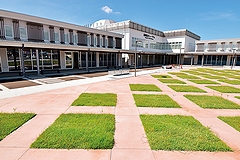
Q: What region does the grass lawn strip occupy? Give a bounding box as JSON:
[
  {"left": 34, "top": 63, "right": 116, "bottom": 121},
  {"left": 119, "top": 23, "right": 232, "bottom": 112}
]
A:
[
  {"left": 168, "top": 85, "right": 206, "bottom": 92},
  {"left": 206, "top": 86, "right": 240, "bottom": 93},
  {"left": 189, "top": 79, "right": 219, "bottom": 84},
  {"left": 151, "top": 75, "right": 172, "bottom": 78},
  {"left": 218, "top": 79, "right": 240, "bottom": 85},
  {"left": 168, "top": 72, "right": 187, "bottom": 76},
  {"left": 0, "top": 113, "right": 36, "bottom": 141},
  {"left": 218, "top": 116, "right": 240, "bottom": 132},
  {"left": 140, "top": 115, "right": 232, "bottom": 151},
  {"left": 202, "top": 75, "right": 224, "bottom": 79},
  {"left": 133, "top": 94, "right": 180, "bottom": 108},
  {"left": 158, "top": 78, "right": 186, "bottom": 84},
  {"left": 31, "top": 114, "right": 115, "bottom": 149},
  {"left": 184, "top": 95, "right": 240, "bottom": 109},
  {"left": 176, "top": 75, "right": 200, "bottom": 79},
  {"left": 71, "top": 93, "right": 117, "bottom": 106},
  {"left": 129, "top": 84, "right": 161, "bottom": 92}
]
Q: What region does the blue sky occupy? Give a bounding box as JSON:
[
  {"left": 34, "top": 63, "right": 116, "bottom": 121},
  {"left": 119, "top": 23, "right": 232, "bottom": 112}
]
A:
[{"left": 1, "top": 0, "right": 240, "bottom": 40}]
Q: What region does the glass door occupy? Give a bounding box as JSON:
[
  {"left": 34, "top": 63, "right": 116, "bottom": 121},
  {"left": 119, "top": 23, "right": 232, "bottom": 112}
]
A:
[{"left": 65, "top": 52, "right": 73, "bottom": 68}]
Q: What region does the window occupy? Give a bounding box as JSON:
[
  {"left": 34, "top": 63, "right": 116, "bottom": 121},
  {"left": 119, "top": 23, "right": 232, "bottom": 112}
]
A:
[
  {"left": 5, "top": 26, "right": 13, "bottom": 37},
  {"left": 19, "top": 28, "right": 27, "bottom": 39},
  {"left": 54, "top": 32, "right": 59, "bottom": 42},
  {"left": 44, "top": 31, "right": 49, "bottom": 41},
  {"left": 64, "top": 33, "right": 69, "bottom": 43},
  {"left": 74, "top": 35, "right": 77, "bottom": 44}
]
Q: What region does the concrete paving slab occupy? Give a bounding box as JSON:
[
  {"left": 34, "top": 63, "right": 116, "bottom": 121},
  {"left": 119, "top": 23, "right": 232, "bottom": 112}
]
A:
[
  {"left": 111, "top": 148, "right": 155, "bottom": 160},
  {"left": 114, "top": 115, "right": 150, "bottom": 149},
  {"left": 0, "top": 148, "right": 28, "bottom": 160},
  {"left": 20, "top": 149, "right": 111, "bottom": 160},
  {"left": 153, "top": 151, "right": 240, "bottom": 160}
]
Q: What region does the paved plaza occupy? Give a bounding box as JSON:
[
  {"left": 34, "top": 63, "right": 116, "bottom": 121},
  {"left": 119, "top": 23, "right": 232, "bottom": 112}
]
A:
[{"left": 0, "top": 67, "right": 240, "bottom": 160}]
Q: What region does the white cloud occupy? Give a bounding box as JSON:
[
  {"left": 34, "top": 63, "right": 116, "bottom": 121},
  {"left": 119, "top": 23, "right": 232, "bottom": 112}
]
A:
[
  {"left": 101, "top": 6, "right": 113, "bottom": 14},
  {"left": 101, "top": 6, "right": 120, "bottom": 14},
  {"left": 200, "top": 11, "right": 239, "bottom": 22}
]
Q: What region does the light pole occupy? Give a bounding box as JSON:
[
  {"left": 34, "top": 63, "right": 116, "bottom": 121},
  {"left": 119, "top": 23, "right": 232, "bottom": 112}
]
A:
[
  {"left": 231, "top": 49, "right": 236, "bottom": 69},
  {"left": 135, "top": 40, "right": 141, "bottom": 77},
  {"left": 20, "top": 44, "right": 25, "bottom": 77},
  {"left": 179, "top": 47, "right": 184, "bottom": 67}
]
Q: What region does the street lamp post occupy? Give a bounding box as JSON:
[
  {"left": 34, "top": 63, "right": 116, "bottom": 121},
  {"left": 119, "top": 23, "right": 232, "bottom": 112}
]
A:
[
  {"left": 179, "top": 47, "right": 184, "bottom": 68},
  {"left": 231, "top": 49, "right": 236, "bottom": 69},
  {"left": 135, "top": 40, "right": 141, "bottom": 77},
  {"left": 20, "top": 44, "right": 25, "bottom": 77}
]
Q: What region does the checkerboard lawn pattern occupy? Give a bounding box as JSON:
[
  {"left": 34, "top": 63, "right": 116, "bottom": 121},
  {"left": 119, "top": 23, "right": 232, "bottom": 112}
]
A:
[
  {"left": 184, "top": 95, "right": 240, "bottom": 109},
  {"left": 129, "top": 84, "right": 161, "bottom": 92},
  {"left": 140, "top": 115, "right": 232, "bottom": 151},
  {"left": 71, "top": 93, "right": 117, "bottom": 106},
  {"left": 206, "top": 86, "right": 240, "bottom": 93},
  {"left": 133, "top": 94, "right": 181, "bottom": 108},
  {"left": 168, "top": 85, "right": 206, "bottom": 92},
  {"left": 218, "top": 116, "right": 240, "bottom": 132},
  {"left": 0, "top": 113, "right": 35, "bottom": 141},
  {"left": 31, "top": 114, "right": 115, "bottom": 149}
]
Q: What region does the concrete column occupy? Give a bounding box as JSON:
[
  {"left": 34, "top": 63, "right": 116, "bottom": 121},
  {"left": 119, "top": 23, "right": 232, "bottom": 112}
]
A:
[
  {"left": 96, "top": 52, "right": 99, "bottom": 67},
  {"left": 201, "top": 55, "right": 204, "bottom": 67},
  {"left": 0, "top": 48, "right": 8, "bottom": 72},
  {"left": 86, "top": 50, "right": 89, "bottom": 71},
  {"left": 194, "top": 55, "right": 198, "bottom": 65},
  {"left": 140, "top": 54, "right": 143, "bottom": 67},
  {"left": 118, "top": 53, "right": 122, "bottom": 67},
  {"left": 226, "top": 55, "right": 231, "bottom": 66},
  {"left": 190, "top": 54, "right": 193, "bottom": 66},
  {"left": 60, "top": 51, "right": 66, "bottom": 69},
  {"left": 36, "top": 49, "right": 40, "bottom": 75}
]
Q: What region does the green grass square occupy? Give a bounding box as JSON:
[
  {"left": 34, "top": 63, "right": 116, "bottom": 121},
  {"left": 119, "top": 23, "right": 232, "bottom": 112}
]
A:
[
  {"left": 129, "top": 84, "right": 161, "bottom": 92},
  {"left": 140, "top": 115, "right": 232, "bottom": 151},
  {"left": 218, "top": 79, "right": 240, "bottom": 85},
  {"left": 177, "top": 75, "right": 201, "bottom": 79},
  {"left": 168, "top": 85, "right": 206, "bottom": 92},
  {"left": 151, "top": 75, "right": 172, "bottom": 78},
  {"left": 168, "top": 72, "right": 187, "bottom": 76},
  {"left": 184, "top": 95, "right": 240, "bottom": 109},
  {"left": 133, "top": 94, "right": 180, "bottom": 108},
  {"left": 202, "top": 75, "right": 224, "bottom": 79},
  {"left": 206, "top": 86, "right": 240, "bottom": 93},
  {"left": 189, "top": 79, "right": 219, "bottom": 84},
  {"left": 0, "top": 113, "right": 35, "bottom": 141},
  {"left": 31, "top": 114, "right": 115, "bottom": 149},
  {"left": 71, "top": 93, "right": 117, "bottom": 106},
  {"left": 158, "top": 78, "right": 186, "bottom": 84},
  {"left": 218, "top": 116, "right": 240, "bottom": 132}
]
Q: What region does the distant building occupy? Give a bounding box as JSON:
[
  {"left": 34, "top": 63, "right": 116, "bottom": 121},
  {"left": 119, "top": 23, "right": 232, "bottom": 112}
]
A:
[{"left": 91, "top": 19, "right": 239, "bottom": 68}]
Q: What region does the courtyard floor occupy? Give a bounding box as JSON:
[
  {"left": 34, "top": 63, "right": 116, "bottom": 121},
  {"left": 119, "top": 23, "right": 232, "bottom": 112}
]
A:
[{"left": 0, "top": 66, "right": 240, "bottom": 160}]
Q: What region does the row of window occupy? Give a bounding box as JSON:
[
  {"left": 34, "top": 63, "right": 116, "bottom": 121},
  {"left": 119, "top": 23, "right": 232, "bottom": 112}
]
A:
[
  {"left": 5, "top": 25, "right": 27, "bottom": 39},
  {"left": 3, "top": 25, "right": 120, "bottom": 48},
  {"left": 131, "top": 37, "right": 182, "bottom": 50}
]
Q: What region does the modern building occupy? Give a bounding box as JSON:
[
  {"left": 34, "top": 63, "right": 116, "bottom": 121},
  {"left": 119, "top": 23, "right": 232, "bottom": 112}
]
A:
[
  {"left": 0, "top": 9, "right": 239, "bottom": 77},
  {"left": 0, "top": 9, "right": 124, "bottom": 75},
  {"left": 91, "top": 19, "right": 200, "bottom": 67},
  {"left": 91, "top": 19, "right": 240, "bottom": 68},
  {"left": 188, "top": 38, "right": 240, "bottom": 67}
]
